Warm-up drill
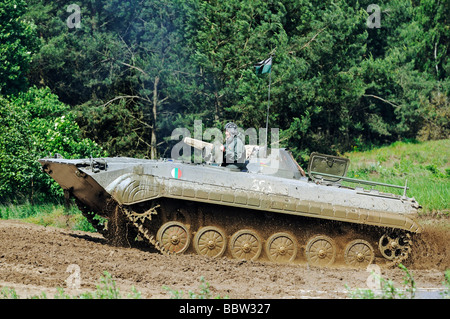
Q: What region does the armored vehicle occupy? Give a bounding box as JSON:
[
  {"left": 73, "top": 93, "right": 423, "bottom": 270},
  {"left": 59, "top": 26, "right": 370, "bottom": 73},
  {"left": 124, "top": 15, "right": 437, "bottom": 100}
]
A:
[{"left": 39, "top": 140, "right": 421, "bottom": 267}]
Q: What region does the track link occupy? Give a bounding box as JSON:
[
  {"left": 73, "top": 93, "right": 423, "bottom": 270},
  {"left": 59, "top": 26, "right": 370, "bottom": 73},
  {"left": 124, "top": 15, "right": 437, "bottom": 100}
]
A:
[{"left": 121, "top": 204, "right": 173, "bottom": 255}]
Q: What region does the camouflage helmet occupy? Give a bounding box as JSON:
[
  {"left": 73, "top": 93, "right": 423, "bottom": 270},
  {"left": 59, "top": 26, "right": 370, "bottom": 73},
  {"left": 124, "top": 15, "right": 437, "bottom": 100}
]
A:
[{"left": 225, "top": 122, "right": 238, "bottom": 136}]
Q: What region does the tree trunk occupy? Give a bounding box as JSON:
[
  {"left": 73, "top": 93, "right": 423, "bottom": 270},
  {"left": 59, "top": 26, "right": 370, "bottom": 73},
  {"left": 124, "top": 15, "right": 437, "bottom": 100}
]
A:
[
  {"left": 214, "top": 90, "right": 221, "bottom": 122},
  {"left": 150, "top": 75, "right": 159, "bottom": 159}
]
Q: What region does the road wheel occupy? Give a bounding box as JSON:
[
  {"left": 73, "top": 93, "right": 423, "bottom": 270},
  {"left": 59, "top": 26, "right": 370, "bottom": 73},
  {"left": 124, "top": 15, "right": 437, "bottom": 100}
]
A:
[
  {"left": 305, "top": 235, "right": 336, "bottom": 267},
  {"left": 194, "top": 226, "right": 227, "bottom": 258},
  {"left": 229, "top": 229, "right": 262, "bottom": 261},
  {"left": 156, "top": 221, "right": 190, "bottom": 254},
  {"left": 344, "top": 239, "right": 375, "bottom": 267},
  {"left": 265, "top": 232, "right": 298, "bottom": 263}
]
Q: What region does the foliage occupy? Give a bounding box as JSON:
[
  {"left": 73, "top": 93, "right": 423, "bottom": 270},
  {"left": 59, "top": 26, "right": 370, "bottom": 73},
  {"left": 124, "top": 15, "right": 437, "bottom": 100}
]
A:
[
  {"left": 0, "top": 0, "right": 448, "bottom": 202},
  {"left": 0, "top": 0, "right": 38, "bottom": 95},
  {"left": 0, "top": 203, "right": 98, "bottom": 232},
  {"left": 417, "top": 91, "right": 450, "bottom": 141},
  {"left": 0, "top": 287, "right": 19, "bottom": 299},
  {"left": 20, "top": 0, "right": 448, "bottom": 163},
  {"left": 79, "top": 271, "right": 122, "bottom": 299},
  {"left": 344, "top": 139, "right": 450, "bottom": 215},
  {"left": 0, "top": 87, "right": 105, "bottom": 203},
  {"left": 25, "top": 0, "right": 199, "bottom": 159},
  {"left": 1, "top": 271, "right": 142, "bottom": 299},
  {"left": 441, "top": 269, "right": 450, "bottom": 299},
  {"left": 163, "top": 276, "right": 229, "bottom": 299}
]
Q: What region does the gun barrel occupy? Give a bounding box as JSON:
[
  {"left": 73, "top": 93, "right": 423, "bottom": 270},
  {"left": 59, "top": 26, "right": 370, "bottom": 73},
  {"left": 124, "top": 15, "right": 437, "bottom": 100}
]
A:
[
  {"left": 183, "top": 136, "right": 260, "bottom": 160},
  {"left": 183, "top": 137, "right": 213, "bottom": 150}
]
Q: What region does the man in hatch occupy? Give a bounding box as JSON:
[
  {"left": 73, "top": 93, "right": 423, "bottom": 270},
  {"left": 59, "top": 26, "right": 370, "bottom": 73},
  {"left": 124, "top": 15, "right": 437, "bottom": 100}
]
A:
[{"left": 219, "top": 122, "right": 246, "bottom": 169}]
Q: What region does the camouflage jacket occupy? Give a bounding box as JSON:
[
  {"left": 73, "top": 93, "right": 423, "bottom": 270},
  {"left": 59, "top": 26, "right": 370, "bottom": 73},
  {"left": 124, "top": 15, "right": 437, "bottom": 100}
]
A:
[{"left": 224, "top": 135, "right": 246, "bottom": 165}]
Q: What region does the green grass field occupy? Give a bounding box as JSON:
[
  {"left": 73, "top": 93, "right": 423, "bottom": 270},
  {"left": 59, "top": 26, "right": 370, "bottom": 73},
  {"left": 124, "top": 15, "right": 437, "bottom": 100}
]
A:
[
  {"left": 343, "top": 139, "right": 449, "bottom": 215},
  {"left": 0, "top": 203, "right": 96, "bottom": 232}
]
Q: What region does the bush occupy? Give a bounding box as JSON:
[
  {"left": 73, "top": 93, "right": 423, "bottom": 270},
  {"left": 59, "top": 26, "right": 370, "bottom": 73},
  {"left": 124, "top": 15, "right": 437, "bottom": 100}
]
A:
[
  {"left": 417, "top": 91, "right": 450, "bottom": 141},
  {"left": 0, "top": 87, "right": 105, "bottom": 204}
]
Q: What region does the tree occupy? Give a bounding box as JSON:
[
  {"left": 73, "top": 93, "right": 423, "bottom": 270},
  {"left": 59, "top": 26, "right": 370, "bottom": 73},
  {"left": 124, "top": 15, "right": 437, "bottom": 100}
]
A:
[
  {"left": 357, "top": 0, "right": 449, "bottom": 145},
  {"left": 27, "top": 0, "right": 199, "bottom": 159},
  {"left": 191, "top": 0, "right": 370, "bottom": 160},
  {"left": 23, "top": 0, "right": 449, "bottom": 165},
  {"left": 189, "top": 0, "right": 280, "bottom": 124},
  {"left": 0, "top": 0, "right": 38, "bottom": 95},
  {"left": 105, "top": 0, "right": 198, "bottom": 159},
  {"left": 0, "top": 87, "right": 105, "bottom": 203}
]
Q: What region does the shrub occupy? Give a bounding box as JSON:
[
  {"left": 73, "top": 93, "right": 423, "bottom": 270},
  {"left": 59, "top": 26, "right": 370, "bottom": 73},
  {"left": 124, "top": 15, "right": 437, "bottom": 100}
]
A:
[{"left": 0, "top": 87, "right": 105, "bottom": 204}]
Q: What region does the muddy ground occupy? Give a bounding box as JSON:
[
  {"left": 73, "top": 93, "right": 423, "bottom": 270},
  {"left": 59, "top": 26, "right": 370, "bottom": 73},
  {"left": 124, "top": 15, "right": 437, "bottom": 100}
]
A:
[{"left": 0, "top": 218, "right": 448, "bottom": 299}]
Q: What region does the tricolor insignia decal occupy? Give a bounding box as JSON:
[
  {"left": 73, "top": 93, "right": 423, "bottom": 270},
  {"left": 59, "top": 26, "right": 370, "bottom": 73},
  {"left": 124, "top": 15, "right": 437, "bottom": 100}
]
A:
[{"left": 171, "top": 168, "right": 182, "bottom": 179}]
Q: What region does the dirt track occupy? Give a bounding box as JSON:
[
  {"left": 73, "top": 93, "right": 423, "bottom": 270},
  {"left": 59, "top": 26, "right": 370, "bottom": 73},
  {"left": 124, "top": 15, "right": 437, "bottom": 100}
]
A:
[{"left": 0, "top": 218, "right": 448, "bottom": 299}]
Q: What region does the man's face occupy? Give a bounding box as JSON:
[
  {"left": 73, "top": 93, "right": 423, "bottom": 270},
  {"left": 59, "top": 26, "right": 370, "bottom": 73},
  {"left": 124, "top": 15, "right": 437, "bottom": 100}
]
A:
[{"left": 225, "top": 130, "right": 231, "bottom": 139}]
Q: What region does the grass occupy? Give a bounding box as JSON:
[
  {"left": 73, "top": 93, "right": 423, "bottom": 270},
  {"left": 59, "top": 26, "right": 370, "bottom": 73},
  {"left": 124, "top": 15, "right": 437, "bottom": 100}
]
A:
[
  {"left": 346, "top": 264, "right": 450, "bottom": 299},
  {"left": 0, "top": 272, "right": 223, "bottom": 299},
  {"left": 0, "top": 271, "right": 142, "bottom": 299},
  {"left": 163, "top": 276, "right": 229, "bottom": 299},
  {"left": 342, "top": 139, "right": 450, "bottom": 215},
  {"left": 346, "top": 264, "right": 417, "bottom": 299},
  {"left": 0, "top": 202, "right": 97, "bottom": 232},
  {"left": 2, "top": 265, "right": 447, "bottom": 299}
]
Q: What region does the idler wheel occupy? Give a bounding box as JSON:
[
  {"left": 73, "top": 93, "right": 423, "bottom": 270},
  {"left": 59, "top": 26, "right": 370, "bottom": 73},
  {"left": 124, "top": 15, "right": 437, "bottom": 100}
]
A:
[
  {"left": 305, "top": 235, "right": 336, "bottom": 267},
  {"left": 378, "top": 232, "right": 411, "bottom": 261},
  {"left": 157, "top": 221, "right": 190, "bottom": 254},
  {"left": 229, "top": 229, "right": 262, "bottom": 261},
  {"left": 265, "top": 232, "right": 298, "bottom": 263},
  {"left": 193, "top": 226, "right": 227, "bottom": 258},
  {"left": 344, "top": 239, "right": 375, "bottom": 267}
]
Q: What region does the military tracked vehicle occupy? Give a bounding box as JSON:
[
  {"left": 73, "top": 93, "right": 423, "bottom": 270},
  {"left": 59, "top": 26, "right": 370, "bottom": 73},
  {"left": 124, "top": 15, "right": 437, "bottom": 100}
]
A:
[{"left": 39, "top": 139, "right": 421, "bottom": 268}]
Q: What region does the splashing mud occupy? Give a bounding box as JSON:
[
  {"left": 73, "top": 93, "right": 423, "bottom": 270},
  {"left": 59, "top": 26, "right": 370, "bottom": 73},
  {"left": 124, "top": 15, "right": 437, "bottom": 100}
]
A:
[{"left": 409, "top": 218, "right": 450, "bottom": 270}]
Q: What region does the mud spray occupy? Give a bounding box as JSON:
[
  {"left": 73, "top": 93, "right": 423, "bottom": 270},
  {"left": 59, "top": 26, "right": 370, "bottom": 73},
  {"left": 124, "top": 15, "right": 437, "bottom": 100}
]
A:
[{"left": 409, "top": 219, "right": 450, "bottom": 270}]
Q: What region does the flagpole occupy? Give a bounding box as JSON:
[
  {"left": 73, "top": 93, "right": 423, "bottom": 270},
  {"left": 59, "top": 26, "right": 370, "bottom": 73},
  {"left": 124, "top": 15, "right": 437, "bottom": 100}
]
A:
[
  {"left": 254, "top": 55, "right": 273, "bottom": 149},
  {"left": 265, "top": 63, "right": 271, "bottom": 148}
]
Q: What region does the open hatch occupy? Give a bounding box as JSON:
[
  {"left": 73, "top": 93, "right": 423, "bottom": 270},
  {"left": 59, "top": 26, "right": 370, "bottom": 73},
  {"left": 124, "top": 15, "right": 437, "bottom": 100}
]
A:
[{"left": 307, "top": 152, "right": 350, "bottom": 183}]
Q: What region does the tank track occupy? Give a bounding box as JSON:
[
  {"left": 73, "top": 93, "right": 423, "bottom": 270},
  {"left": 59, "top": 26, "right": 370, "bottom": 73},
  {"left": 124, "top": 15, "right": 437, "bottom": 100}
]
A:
[
  {"left": 103, "top": 198, "right": 414, "bottom": 268},
  {"left": 74, "top": 198, "right": 108, "bottom": 236},
  {"left": 121, "top": 204, "right": 171, "bottom": 255}
]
